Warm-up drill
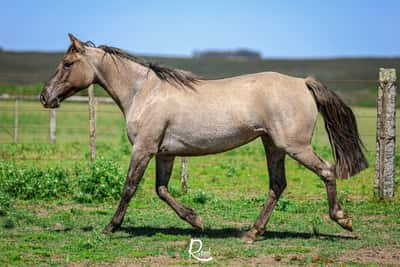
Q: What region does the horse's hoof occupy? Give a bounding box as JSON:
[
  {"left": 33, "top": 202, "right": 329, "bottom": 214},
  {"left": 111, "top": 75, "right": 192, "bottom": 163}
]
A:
[
  {"left": 184, "top": 208, "right": 204, "bottom": 231},
  {"left": 191, "top": 215, "right": 204, "bottom": 231},
  {"left": 333, "top": 210, "right": 353, "bottom": 232},
  {"left": 103, "top": 223, "right": 119, "bottom": 234},
  {"left": 337, "top": 218, "right": 353, "bottom": 232},
  {"left": 242, "top": 229, "right": 257, "bottom": 243}
]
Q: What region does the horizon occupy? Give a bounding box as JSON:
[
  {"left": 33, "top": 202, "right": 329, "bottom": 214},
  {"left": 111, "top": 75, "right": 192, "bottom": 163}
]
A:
[{"left": 1, "top": 48, "right": 400, "bottom": 60}]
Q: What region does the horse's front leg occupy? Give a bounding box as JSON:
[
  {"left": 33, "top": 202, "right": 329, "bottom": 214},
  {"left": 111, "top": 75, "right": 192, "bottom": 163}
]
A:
[{"left": 103, "top": 145, "right": 153, "bottom": 234}]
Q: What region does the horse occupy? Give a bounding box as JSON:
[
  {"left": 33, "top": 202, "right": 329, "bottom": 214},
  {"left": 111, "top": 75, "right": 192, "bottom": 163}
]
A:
[{"left": 40, "top": 34, "right": 368, "bottom": 243}]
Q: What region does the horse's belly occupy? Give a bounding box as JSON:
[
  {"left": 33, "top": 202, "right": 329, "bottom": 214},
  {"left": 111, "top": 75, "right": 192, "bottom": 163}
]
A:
[{"left": 158, "top": 126, "right": 261, "bottom": 156}]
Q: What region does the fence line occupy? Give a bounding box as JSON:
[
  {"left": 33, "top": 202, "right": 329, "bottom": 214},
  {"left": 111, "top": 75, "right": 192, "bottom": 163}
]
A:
[
  {"left": 0, "top": 95, "right": 114, "bottom": 103},
  {"left": 324, "top": 79, "right": 378, "bottom": 83},
  {"left": 0, "top": 76, "right": 396, "bottom": 198},
  {"left": 1, "top": 108, "right": 392, "bottom": 118},
  {"left": 0, "top": 102, "right": 393, "bottom": 143}
]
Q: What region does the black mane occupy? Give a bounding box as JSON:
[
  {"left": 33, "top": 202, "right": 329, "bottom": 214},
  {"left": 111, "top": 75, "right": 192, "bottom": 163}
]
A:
[{"left": 77, "top": 42, "right": 200, "bottom": 89}]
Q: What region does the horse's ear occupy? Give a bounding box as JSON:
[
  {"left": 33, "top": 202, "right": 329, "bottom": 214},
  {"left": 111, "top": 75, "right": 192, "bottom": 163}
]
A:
[{"left": 68, "top": 33, "right": 85, "bottom": 53}]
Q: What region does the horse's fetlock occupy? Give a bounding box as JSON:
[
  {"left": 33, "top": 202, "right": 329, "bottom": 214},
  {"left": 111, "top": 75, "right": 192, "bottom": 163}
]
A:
[
  {"left": 156, "top": 186, "right": 168, "bottom": 198},
  {"left": 335, "top": 210, "right": 346, "bottom": 219},
  {"left": 330, "top": 209, "right": 347, "bottom": 220}
]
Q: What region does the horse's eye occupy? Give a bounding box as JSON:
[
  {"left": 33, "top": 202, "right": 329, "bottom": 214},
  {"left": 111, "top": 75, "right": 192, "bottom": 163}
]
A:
[{"left": 63, "top": 61, "right": 73, "bottom": 69}]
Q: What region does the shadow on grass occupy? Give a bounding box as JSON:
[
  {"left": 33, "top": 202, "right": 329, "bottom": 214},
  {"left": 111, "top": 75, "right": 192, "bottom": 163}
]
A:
[
  {"left": 117, "top": 226, "right": 358, "bottom": 240},
  {"left": 120, "top": 226, "right": 241, "bottom": 238},
  {"left": 262, "top": 230, "right": 358, "bottom": 240}
]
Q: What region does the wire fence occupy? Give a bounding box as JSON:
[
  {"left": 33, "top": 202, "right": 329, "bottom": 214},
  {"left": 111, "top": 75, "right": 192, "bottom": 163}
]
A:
[
  {"left": 1, "top": 72, "right": 397, "bottom": 198},
  {"left": 0, "top": 79, "right": 397, "bottom": 160}
]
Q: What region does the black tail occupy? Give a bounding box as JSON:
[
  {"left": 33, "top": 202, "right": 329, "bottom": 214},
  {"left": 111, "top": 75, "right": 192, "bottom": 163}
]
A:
[{"left": 306, "top": 77, "right": 369, "bottom": 178}]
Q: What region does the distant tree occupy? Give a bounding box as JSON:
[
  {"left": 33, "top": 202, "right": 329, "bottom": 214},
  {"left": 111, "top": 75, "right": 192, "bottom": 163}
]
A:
[{"left": 193, "top": 49, "right": 261, "bottom": 59}]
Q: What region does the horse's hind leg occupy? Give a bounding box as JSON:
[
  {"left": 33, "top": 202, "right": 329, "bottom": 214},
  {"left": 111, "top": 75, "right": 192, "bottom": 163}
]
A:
[
  {"left": 243, "top": 137, "right": 287, "bottom": 243},
  {"left": 287, "top": 145, "right": 352, "bottom": 231},
  {"left": 155, "top": 156, "right": 204, "bottom": 230}
]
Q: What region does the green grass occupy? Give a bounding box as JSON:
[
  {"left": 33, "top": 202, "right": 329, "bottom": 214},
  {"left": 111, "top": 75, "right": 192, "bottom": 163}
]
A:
[{"left": 0, "top": 102, "right": 399, "bottom": 266}]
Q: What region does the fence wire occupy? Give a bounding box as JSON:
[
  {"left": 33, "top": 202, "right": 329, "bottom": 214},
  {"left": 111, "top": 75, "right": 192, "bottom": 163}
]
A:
[{"left": 0, "top": 79, "right": 396, "bottom": 161}]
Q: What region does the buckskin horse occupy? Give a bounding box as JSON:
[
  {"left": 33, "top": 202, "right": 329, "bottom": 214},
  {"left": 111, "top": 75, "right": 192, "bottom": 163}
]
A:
[{"left": 40, "top": 34, "right": 368, "bottom": 242}]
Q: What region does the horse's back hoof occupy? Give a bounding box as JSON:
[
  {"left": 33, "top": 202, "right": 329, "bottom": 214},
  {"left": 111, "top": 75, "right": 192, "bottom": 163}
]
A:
[
  {"left": 242, "top": 228, "right": 258, "bottom": 243},
  {"left": 103, "top": 224, "right": 118, "bottom": 234},
  {"left": 337, "top": 218, "right": 353, "bottom": 232},
  {"left": 191, "top": 215, "right": 204, "bottom": 231}
]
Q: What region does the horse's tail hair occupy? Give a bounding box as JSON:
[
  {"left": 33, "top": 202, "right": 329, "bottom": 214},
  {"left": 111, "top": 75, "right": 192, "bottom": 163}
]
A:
[{"left": 305, "top": 77, "right": 368, "bottom": 178}]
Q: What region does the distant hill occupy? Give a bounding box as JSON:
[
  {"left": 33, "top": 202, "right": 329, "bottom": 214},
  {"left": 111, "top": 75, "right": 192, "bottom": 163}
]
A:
[{"left": 0, "top": 50, "right": 399, "bottom": 105}]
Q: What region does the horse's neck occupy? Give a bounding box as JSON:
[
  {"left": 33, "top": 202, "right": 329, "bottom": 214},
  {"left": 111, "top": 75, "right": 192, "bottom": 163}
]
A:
[{"left": 93, "top": 54, "right": 151, "bottom": 115}]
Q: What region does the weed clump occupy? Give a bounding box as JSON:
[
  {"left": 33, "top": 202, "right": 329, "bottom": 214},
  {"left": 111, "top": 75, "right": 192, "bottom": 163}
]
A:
[
  {"left": 0, "top": 162, "right": 71, "bottom": 200},
  {"left": 276, "top": 197, "right": 300, "bottom": 213},
  {"left": 191, "top": 190, "right": 215, "bottom": 204},
  {"left": 0, "top": 158, "right": 124, "bottom": 204},
  {"left": 74, "top": 157, "right": 124, "bottom": 203},
  {"left": 0, "top": 193, "right": 12, "bottom": 216}
]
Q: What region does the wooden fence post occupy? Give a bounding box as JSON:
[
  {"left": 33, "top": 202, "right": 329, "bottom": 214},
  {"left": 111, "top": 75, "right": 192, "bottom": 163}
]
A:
[
  {"left": 13, "top": 97, "right": 18, "bottom": 144},
  {"left": 375, "top": 68, "right": 396, "bottom": 199},
  {"left": 49, "top": 109, "right": 56, "bottom": 144},
  {"left": 181, "top": 157, "right": 188, "bottom": 192},
  {"left": 88, "top": 85, "right": 96, "bottom": 161}
]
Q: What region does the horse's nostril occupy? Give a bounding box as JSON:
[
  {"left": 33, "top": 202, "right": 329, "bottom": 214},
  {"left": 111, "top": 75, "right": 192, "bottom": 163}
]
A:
[{"left": 40, "top": 93, "right": 47, "bottom": 105}]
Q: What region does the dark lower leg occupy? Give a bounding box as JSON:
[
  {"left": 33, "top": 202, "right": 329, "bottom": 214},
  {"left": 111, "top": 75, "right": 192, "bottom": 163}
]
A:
[
  {"left": 324, "top": 178, "right": 352, "bottom": 231},
  {"left": 103, "top": 152, "right": 151, "bottom": 234},
  {"left": 289, "top": 146, "right": 352, "bottom": 231},
  {"left": 244, "top": 139, "right": 286, "bottom": 242},
  {"left": 157, "top": 186, "right": 204, "bottom": 230},
  {"left": 254, "top": 192, "right": 278, "bottom": 232},
  {"left": 156, "top": 157, "right": 203, "bottom": 230},
  {"left": 105, "top": 180, "right": 139, "bottom": 231}
]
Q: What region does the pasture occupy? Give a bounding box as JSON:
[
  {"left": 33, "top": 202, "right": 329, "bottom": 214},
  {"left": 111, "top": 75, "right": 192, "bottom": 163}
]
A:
[{"left": 0, "top": 100, "right": 399, "bottom": 266}]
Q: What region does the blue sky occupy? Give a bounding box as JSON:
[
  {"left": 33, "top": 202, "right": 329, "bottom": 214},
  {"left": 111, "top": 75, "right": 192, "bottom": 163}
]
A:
[{"left": 0, "top": 0, "right": 398, "bottom": 58}]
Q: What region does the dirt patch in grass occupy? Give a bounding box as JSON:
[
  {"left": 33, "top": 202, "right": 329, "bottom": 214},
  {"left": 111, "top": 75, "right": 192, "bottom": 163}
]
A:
[
  {"left": 361, "top": 215, "right": 392, "bottom": 220},
  {"left": 223, "top": 252, "right": 331, "bottom": 267},
  {"left": 69, "top": 256, "right": 183, "bottom": 267},
  {"left": 221, "top": 220, "right": 250, "bottom": 228},
  {"left": 18, "top": 202, "right": 109, "bottom": 218},
  {"left": 338, "top": 246, "right": 400, "bottom": 265},
  {"left": 68, "top": 251, "right": 321, "bottom": 266},
  {"left": 225, "top": 255, "right": 290, "bottom": 266}
]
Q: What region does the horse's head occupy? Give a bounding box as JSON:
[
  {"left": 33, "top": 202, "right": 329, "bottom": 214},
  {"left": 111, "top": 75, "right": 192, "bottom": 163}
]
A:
[{"left": 40, "top": 34, "right": 96, "bottom": 108}]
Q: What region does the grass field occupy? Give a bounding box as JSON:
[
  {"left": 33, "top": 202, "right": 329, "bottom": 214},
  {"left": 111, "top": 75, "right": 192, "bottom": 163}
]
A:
[{"left": 0, "top": 100, "right": 399, "bottom": 266}]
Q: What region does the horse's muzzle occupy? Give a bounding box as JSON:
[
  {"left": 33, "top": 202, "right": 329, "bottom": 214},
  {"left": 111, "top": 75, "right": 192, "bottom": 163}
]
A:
[{"left": 40, "top": 92, "right": 59, "bottom": 108}]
